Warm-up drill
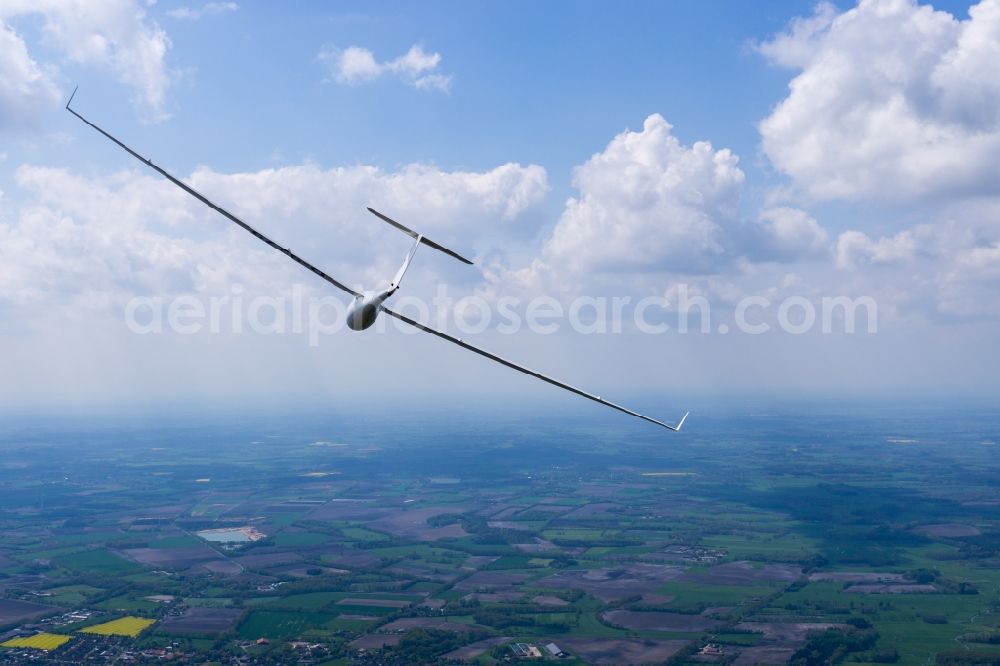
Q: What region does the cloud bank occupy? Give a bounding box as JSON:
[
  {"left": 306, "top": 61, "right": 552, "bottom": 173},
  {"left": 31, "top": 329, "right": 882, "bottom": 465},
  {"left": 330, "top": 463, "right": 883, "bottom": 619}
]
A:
[
  {"left": 0, "top": 160, "right": 548, "bottom": 325},
  {"left": 754, "top": 0, "right": 1000, "bottom": 322}
]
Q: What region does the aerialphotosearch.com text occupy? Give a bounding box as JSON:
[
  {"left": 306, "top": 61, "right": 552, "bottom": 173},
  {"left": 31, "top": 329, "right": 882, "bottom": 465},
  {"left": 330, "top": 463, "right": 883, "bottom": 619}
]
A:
[{"left": 124, "top": 283, "right": 878, "bottom": 346}]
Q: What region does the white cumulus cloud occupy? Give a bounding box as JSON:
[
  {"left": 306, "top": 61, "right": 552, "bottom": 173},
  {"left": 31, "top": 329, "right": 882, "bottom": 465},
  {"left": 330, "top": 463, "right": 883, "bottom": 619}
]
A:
[
  {"left": 543, "top": 114, "right": 745, "bottom": 277},
  {"left": 836, "top": 228, "right": 925, "bottom": 270},
  {"left": 0, "top": 20, "right": 60, "bottom": 127},
  {"left": 832, "top": 205, "right": 1000, "bottom": 320},
  {"left": 758, "top": 0, "right": 1000, "bottom": 202},
  {"left": 167, "top": 2, "right": 238, "bottom": 21},
  {"left": 495, "top": 114, "right": 834, "bottom": 301},
  {"left": 749, "top": 207, "right": 830, "bottom": 262},
  {"left": 0, "top": 0, "right": 173, "bottom": 123},
  {"left": 319, "top": 44, "right": 452, "bottom": 92}
]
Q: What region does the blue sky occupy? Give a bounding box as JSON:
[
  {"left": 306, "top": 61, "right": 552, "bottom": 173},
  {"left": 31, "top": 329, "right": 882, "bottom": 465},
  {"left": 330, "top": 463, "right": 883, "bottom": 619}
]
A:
[
  {"left": 1, "top": 0, "right": 998, "bottom": 417},
  {"left": 8, "top": 2, "right": 804, "bottom": 191}
]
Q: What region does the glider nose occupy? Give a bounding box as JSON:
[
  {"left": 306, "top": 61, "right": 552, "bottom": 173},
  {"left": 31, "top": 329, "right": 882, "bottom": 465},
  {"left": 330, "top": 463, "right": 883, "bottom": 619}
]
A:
[{"left": 347, "top": 295, "right": 379, "bottom": 331}]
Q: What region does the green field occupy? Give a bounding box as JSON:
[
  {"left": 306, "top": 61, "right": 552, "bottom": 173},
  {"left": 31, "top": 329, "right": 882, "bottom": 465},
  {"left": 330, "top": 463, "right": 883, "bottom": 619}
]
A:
[
  {"left": 237, "top": 611, "right": 340, "bottom": 640},
  {"left": 42, "top": 584, "right": 104, "bottom": 605},
  {"left": 701, "top": 532, "right": 820, "bottom": 559},
  {"left": 270, "top": 531, "right": 332, "bottom": 547},
  {"left": 340, "top": 527, "right": 390, "bottom": 542},
  {"left": 96, "top": 594, "right": 161, "bottom": 612},
  {"left": 656, "top": 580, "right": 778, "bottom": 607},
  {"left": 146, "top": 535, "right": 203, "bottom": 548},
  {"left": 54, "top": 549, "right": 142, "bottom": 575},
  {"left": 261, "top": 592, "right": 343, "bottom": 611}
]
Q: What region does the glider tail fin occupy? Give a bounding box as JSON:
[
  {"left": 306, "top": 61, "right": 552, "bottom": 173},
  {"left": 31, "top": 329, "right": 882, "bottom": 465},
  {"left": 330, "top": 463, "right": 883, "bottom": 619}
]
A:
[
  {"left": 387, "top": 235, "right": 422, "bottom": 294},
  {"left": 367, "top": 207, "right": 474, "bottom": 265}
]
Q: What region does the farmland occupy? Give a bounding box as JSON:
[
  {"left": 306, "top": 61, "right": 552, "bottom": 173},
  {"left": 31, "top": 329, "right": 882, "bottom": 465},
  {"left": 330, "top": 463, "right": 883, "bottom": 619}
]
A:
[
  {"left": 0, "top": 633, "right": 71, "bottom": 650},
  {"left": 80, "top": 616, "right": 156, "bottom": 637},
  {"left": 157, "top": 606, "right": 243, "bottom": 635},
  {"left": 0, "top": 404, "right": 997, "bottom": 664}
]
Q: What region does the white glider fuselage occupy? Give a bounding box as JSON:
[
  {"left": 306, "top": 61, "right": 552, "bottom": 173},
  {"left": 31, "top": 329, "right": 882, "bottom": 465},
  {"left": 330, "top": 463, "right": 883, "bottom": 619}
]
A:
[{"left": 347, "top": 291, "right": 389, "bottom": 331}]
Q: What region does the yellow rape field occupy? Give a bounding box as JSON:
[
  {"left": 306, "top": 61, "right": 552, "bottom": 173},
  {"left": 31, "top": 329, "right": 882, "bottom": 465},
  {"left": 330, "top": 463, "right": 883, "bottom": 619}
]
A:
[
  {"left": 1, "top": 632, "right": 72, "bottom": 650},
  {"left": 80, "top": 616, "right": 155, "bottom": 637}
]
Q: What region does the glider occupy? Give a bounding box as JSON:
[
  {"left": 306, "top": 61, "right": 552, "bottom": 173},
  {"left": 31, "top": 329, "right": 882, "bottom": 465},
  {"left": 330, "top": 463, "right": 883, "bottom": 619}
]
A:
[{"left": 66, "top": 89, "right": 687, "bottom": 432}]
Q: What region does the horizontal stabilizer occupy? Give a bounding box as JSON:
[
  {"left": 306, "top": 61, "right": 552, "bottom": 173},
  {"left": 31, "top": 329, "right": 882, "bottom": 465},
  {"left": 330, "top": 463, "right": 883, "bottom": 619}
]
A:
[{"left": 367, "top": 207, "right": 473, "bottom": 265}]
